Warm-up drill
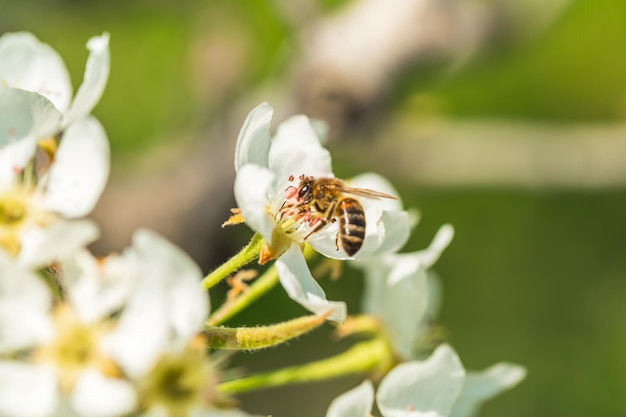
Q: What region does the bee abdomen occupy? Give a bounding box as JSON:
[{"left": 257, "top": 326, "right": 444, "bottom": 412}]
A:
[{"left": 337, "top": 198, "right": 366, "bottom": 256}]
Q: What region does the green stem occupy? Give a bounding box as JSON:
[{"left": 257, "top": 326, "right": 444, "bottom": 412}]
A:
[
  {"left": 206, "top": 243, "right": 319, "bottom": 325},
  {"left": 217, "top": 338, "right": 393, "bottom": 394},
  {"left": 207, "top": 265, "right": 279, "bottom": 326},
  {"left": 202, "top": 233, "right": 264, "bottom": 290}
]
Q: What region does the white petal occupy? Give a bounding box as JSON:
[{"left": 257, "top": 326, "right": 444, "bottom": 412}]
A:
[
  {"left": 0, "top": 85, "right": 61, "bottom": 185},
  {"left": 63, "top": 33, "right": 110, "bottom": 127},
  {"left": 326, "top": 381, "right": 374, "bottom": 417},
  {"left": 268, "top": 115, "right": 333, "bottom": 183},
  {"left": 0, "top": 362, "right": 57, "bottom": 417},
  {"left": 349, "top": 172, "right": 403, "bottom": 210},
  {"left": 234, "top": 164, "right": 276, "bottom": 241},
  {"left": 377, "top": 344, "right": 465, "bottom": 417},
  {"left": 43, "top": 116, "right": 110, "bottom": 218},
  {"left": 449, "top": 363, "right": 526, "bottom": 417},
  {"left": 0, "top": 252, "right": 53, "bottom": 352},
  {"left": 63, "top": 250, "right": 136, "bottom": 324},
  {"left": 275, "top": 243, "right": 346, "bottom": 322},
  {"left": 371, "top": 210, "right": 411, "bottom": 256},
  {"left": 111, "top": 230, "right": 207, "bottom": 377},
  {"left": 360, "top": 253, "right": 429, "bottom": 359},
  {"left": 234, "top": 102, "right": 273, "bottom": 172},
  {"left": 0, "top": 32, "right": 72, "bottom": 113},
  {"left": 17, "top": 220, "right": 99, "bottom": 267},
  {"left": 414, "top": 224, "right": 455, "bottom": 269},
  {"left": 72, "top": 369, "right": 137, "bottom": 417}
]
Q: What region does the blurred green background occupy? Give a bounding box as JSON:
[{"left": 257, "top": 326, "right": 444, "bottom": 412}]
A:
[{"left": 3, "top": 0, "right": 626, "bottom": 416}]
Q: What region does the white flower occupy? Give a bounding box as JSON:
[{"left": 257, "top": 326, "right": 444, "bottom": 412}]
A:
[
  {"left": 0, "top": 31, "right": 110, "bottom": 127},
  {"left": 0, "top": 32, "right": 111, "bottom": 266},
  {"left": 233, "top": 103, "right": 411, "bottom": 322},
  {"left": 326, "top": 344, "right": 526, "bottom": 417},
  {"left": 0, "top": 249, "right": 137, "bottom": 417},
  {"left": 353, "top": 224, "right": 454, "bottom": 359},
  {"left": 0, "top": 230, "right": 220, "bottom": 417}
]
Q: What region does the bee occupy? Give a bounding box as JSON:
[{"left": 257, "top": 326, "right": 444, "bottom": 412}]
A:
[{"left": 295, "top": 175, "right": 397, "bottom": 256}]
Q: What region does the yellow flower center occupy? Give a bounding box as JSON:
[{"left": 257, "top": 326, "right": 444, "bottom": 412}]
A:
[
  {"left": 34, "top": 305, "right": 118, "bottom": 392},
  {"left": 140, "top": 343, "right": 217, "bottom": 416}
]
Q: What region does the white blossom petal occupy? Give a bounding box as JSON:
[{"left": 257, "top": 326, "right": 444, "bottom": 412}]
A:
[
  {"left": 43, "top": 116, "right": 110, "bottom": 218},
  {"left": 234, "top": 102, "right": 273, "bottom": 172},
  {"left": 72, "top": 369, "right": 137, "bottom": 417},
  {"left": 350, "top": 172, "right": 402, "bottom": 210},
  {"left": 413, "top": 224, "right": 455, "bottom": 269},
  {"left": 268, "top": 115, "right": 333, "bottom": 183},
  {"left": 0, "top": 32, "right": 72, "bottom": 113},
  {"left": 0, "top": 362, "right": 57, "bottom": 417},
  {"left": 275, "top": 243, "right": 346, "bottom": 322},
  {"left": 234, "top": 164, "right": 276, "bottom": 242},
  {"left": 376, "top": 344, "right": 465, "bottom": 417},
  {"left": 371, "top": 210, "right": 411, "bottom": 255},
  {"left": 449, "top": 363, "right": 527, "bottom": 417},
  {"left": 363, "top": 253, "right": 429, "bottom": 360},
  {"left": 110, "top": 230, "right": 207, "bottom": 378},
  {"left": 0, "top": 252, "right": 53, "bottom": 352},
  {"left": 63, "top": 34, "right": 110, "bottom": 127},
  {"left": 326, "top": 380, "right": 374, "bottom": 417},
  {"left": 63, "top": 250, "right": 136, "bottom": 324},
  {"left": 17, "top": 219, "right": 99, "bottom": 267}
]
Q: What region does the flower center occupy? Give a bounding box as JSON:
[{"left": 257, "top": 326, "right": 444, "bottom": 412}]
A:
[
  {"left": 34, "top": 305, "right": 117, "bottom": 392},
  {"left": 0, "top": 188, "right": 32, "bottom": 255},
  {"left": 140, "top": 345, "right": 216, "bottom": 415}
]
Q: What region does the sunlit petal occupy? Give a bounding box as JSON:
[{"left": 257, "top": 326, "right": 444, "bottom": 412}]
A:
[
  {"left": 449, "top": 362, "right": 527, "bottom": 417},
  {"left": 72, "top": 369, "right": 137, "bottom": 417},
  {"left": 275, "top": 244, "right": 346, "bottom": 322},
  {"left": 0, "top": 362, "right": 57, "bottom": 417},
  {"left": 0, "top": 32, "right": 72, "bottom": 113},
  {"left": 63, "top": 33, "right": 110, "bottom": 126},
  {"left": 43, "top": 116, "right": 110, "bottom": 218},
  {"left": 234, "top": 102, "right": 273, "bottom": 172},
  {"left": 234, "top": 164, "right": 276, "bottom": 241},
  {"left": 326, "top": 380, "right": 374, "bottom": 417},
  {"left": 377, "top": 344, "right": 465, "bottom": 417}
]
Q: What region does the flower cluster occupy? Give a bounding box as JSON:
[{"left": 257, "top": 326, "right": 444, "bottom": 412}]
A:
[{"left": 0, "top": 31, "right": 526, "bottom": 417}]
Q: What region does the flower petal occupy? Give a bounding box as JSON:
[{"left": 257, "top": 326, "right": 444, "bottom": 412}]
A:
[
  {"left": 234, "top": 163, "right": 276, "bottom": 241},
  {"left": 0, "top": 252, "right": 53, "bottom": 352},
  {"left": 17, "top": 219, "right": 99, "bottom": 267},
  {"left": 234, "top": 102, "right": 273, "bottom": 172},
  {"left": 42, "top": 116, "right": 110, "bottom": 218},
  {"left": 63, "top": 33, "right": 110, "bottom": 126},
  {"left": 71, "top": 369, "right": 137, "bottom": 417},
  {"left": 0, "top": 32, "right": 72, "bottom": 113},
  {"left": 359, "top": 253, "right": 429, "bottom": 359},
  {"left": 349, "top": 172, "right": 403, "bottom": 210},
  {"left": 449, "top": 362, "right": 527, "bottom": 417},
  {"left": 268, "top": 114, "right": 333, "bottom": 183},
  {"left": 326, "top": 380, "right": 374, "bottom": 417},
  {"left": 0, "top": 362, "right": 57, "bottom": 417},
  {"left": 376, "top": 344, "right": 465, "bottom": 417},
  {"left": 414, "top": 224, "right": 454, "bottom": 269},
  {"left": 110, "top": 230, "right": 207, "bottom": 378},
  {"left": 275, "top": 243, "right": 346, "bottom": 322}
]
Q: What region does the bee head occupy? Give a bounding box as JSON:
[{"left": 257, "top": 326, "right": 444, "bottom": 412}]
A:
[{"left": 297, "top": 176, "right": 314, "bottom": 204}]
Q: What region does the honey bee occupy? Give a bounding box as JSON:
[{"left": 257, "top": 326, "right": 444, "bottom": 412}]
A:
[{"left": 295, "top": 175, "right": 397, "bottom": 256}]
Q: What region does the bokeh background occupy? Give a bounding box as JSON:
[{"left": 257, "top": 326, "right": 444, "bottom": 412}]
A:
[{"left": 3, "top": 0, "right": 626, "bottom": 415}]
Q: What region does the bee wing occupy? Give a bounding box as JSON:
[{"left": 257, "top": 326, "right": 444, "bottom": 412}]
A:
[{"left": 322, "top": 183, "right": 397, "bottom": 200}]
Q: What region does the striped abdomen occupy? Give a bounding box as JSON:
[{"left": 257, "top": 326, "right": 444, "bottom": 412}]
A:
[{"left": 336, "top": 198, "right": 366, "bottom": 256}]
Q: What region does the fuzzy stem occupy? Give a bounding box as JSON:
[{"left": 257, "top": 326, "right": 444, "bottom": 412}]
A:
[
  {"left": 217, "top": 338, "right": 392, "bottom": 394},
  {"left": 204, "top": 312, "right": 329, "bottom": 350},
  {"left": 202, "top": 233, "right": 264, "bottom": 290}
]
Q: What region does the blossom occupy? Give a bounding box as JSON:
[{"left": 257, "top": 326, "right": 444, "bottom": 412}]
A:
[
  {"left": 233, "top": 103, "right": 410, "bottom": 322},
  {"left": 0, "top": 32, "right": 110, "bottom": 265},
  {"left": 326, "top": 343, "right": 526, "bottom": 417},
  {"left": 353, "top": 223, "right": 455, "bottom": 359},
  {"left": 0, "top": 230, "right": 247, "bottom": 417}
]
